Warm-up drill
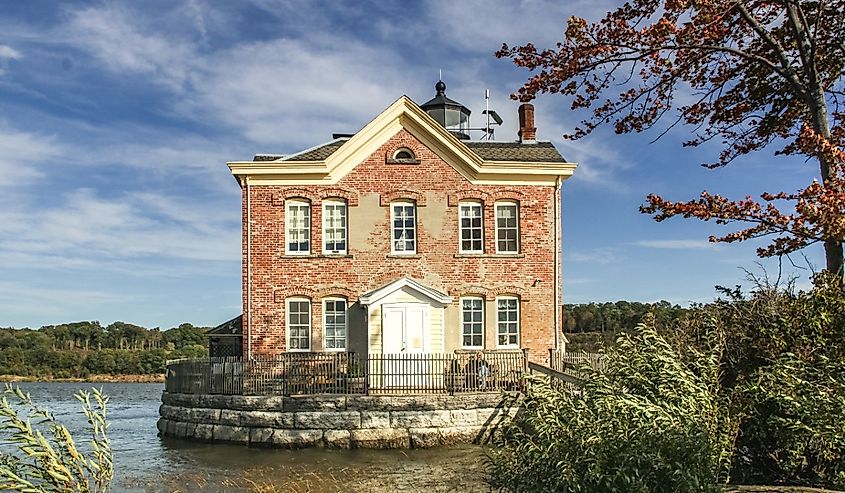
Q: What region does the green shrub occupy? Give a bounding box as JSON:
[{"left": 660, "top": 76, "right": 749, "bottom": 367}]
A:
[
  {"left": 683, "top": 273, "right": 845, "bottom": 488},
  {"left": 735, "top": 355, "right": 845, "bottom": 488},
  {"left": 0, "top": 384, "right": 112, "bottom": 492},
  {"left": 487, "top": 324, "right": 735, "bottom": 493}
]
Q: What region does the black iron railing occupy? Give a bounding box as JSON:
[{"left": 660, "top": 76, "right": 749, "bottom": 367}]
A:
[{"left": 165, "top": 351, "right": 527, "bottom": 396}]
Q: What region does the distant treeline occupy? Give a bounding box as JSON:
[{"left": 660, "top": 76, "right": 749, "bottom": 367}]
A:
[
  {"left": 563, "top": 301, "right": 689, "bottom": 352},
  {"left": 563, "top": 300, "right": 687, "bottom": 333},
  {"left": 0, "top": 302, "right": 685, "bottom": 377},
  {"left": 0, "top": 321, "right": 210, "bottom": 378}
]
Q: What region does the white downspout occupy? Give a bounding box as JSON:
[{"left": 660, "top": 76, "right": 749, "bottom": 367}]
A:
[
  {"left": 245, "top": 176, "right": 253, "bottom": 360},
  {"left": 553, "top": 176, "right": 562, "bottom": 351}
]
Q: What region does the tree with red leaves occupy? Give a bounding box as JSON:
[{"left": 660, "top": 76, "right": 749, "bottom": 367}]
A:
[{"left": 497, "top": 0, "right": 845, "bottom": 275}]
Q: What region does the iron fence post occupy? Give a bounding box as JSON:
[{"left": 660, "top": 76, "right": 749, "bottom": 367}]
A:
[{"left": 364, "top": 353, "right": 370, "bottom": 396}]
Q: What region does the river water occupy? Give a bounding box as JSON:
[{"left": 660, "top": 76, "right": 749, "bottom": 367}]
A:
[{"left": 4, "top": 383, "right": 491, "bottom": 492}]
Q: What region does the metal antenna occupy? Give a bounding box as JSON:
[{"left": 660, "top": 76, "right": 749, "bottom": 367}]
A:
[
  {"left": 485, "top": 89, "right": 490, "bottom": 140},
  {"left": 480, "top": 89, "right": 503, "bottom": 140},
  {"left": 439, "top": 68, "right": 442, "bottom": 81}
]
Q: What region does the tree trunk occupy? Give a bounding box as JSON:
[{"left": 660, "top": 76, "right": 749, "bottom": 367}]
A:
[
  {"left": 809, "top": 88, "right": 844, "bottom": 278},
  {"left": 824, "top": 239, "right": 843, "bottom": 277}
]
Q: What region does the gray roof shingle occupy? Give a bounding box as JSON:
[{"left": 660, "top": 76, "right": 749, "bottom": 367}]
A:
[
  {"left": 253, "top": 138, "right": 567, "bottom": 163},
  {"left": 465, "top": 141, "right": 567, "bottom": 162}
]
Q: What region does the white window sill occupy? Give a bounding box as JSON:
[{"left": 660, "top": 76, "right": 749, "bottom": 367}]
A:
[
  {"left": 386, "top": 254, "right": 421, "bottom": 259},
  {"left": 454, "top": 253, "right": 525, "bottom": 259},
  {"left": 280, "top": 254, "right": 354, "bottom": 259}
]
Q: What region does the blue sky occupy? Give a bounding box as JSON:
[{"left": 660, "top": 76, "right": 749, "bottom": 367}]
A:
[{"left": 0, "top": 1, "right": 823, "bottom": 329}]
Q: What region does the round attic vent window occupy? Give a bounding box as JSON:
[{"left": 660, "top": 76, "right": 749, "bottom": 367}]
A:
[{"left": 394, "top": 149, "right": 414, "bottom": 160}]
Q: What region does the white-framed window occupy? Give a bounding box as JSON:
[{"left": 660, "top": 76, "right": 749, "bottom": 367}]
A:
[
  {"left": 322, "top": 199, "right": 347, "bottom": 254},
  {"left": 286, "top": 199, "right": 311, "bottom": 255},
  {"left": 461, "top": 297, "right": 484, "bottom": 348},
  {"left": 391, "top": 201, "right": 416, "bottom": 254},
  {"left": 459, "top": 202, "right": 483, "bottom": 253},
  {"left": 323, "top": 298, "right": 347, "bottom": 351},
  {"left": 286, "top": 298, "right": 311, "bottom": 351},
  {"left": 496, "top": 297, "right": 519, "bottom": 347},
  {"left": 495, "top": 202, "right": 519, "bottom": 253}
]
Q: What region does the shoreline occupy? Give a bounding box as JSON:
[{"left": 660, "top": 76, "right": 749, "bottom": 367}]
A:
[{"left": 0, "top": 374, "right": 165, "bottom": 384}]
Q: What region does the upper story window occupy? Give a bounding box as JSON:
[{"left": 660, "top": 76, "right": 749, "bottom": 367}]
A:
[
  {"left": 286, "top": 297, "right": 311, "bottom": 351},
  {"left": 496, "top": 296, "right": 519, "bottom": 348},
  {"left": 391, "top": 201, "right": 416, "bottom": 254},
  {"left": 495, "top": 201, "right": 519, "bottom": 254},
  {"left": 461, "top": 297, "right": 484, "bottom": 348},
  {"left": 323, "top": 298, "right": 347, "bottom": 350},
  {"left": 459, "top": 202, "right": 484, "bottom": 253},
  {"left": 286, "top": 199, "right": 311, "bottom": 255},
  {"left": 323, "top": 199, "right": 347, "bottom": 254}
]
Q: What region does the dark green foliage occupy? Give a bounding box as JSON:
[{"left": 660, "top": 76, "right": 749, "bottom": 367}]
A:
[
  {"left": 737, "top": 355, "right": 845, "bottom": 487},
  {"left": 563, "top": 300, "right": 687, "bottom": 334},
  {"left": 490, "top": 274, "right": 845, "bottom": 491},
  {"left": 680, "top": 274, "right": 845, "bottom": 488},
  {"left": 162, "top": 323, "right": 207, "bottom": 349},
  {"left": 563, "top": 300, "right": 688, "bottom": 352},
  {"left": 0, "top": 321, "right": 211, "bottom": 378},
  {"left": 488, "top": 325, "right": 734, "bottom": 493}
]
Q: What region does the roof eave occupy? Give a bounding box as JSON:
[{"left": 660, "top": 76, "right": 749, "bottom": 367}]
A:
[{"left": 226, "top": 95, "right": 579, "bottom": 186}]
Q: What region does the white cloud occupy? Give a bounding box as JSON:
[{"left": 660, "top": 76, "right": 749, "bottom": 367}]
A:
[
  {"left": 54, "top": 4, "right": 419, "bottom": 149},
  {"left": 633, "top": 239, "right": 717, "bottom": 250},
  {"left": 176, "top": 37, "right": 412, "bottom": 147},
  {"left": 0, "top": 124, "right": 63, "bottom": 187},
  {"left": 0, "top": 189, "right": 240, "bottom": 270},
  {"left": 0, "top": 280, "right": 131, "bottom": 327},
  {"left": 423, "top": 0, "right": 619, "bottom": 52},
  {"left": 565, "top": 247, "right": 622, "bottom": 264},
  {"left": 63, "top": 5, "right": 197, "bottom": 90},
  {"left": 0, "top": 45, "right": 21, "bottom": 60},
  {"left": 76, "top": 132, "right": 247, "bottom": 192}
]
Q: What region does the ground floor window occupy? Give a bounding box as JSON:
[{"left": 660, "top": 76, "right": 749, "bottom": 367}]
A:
[
  {"left": 496, "top": 297, "right": 519, "bottom": 347},
  {"left": 323, "top": 298, "right": 347, "bottom": 350},
  {"left": 461, "top": 297, "right": 484, "bottom": 348},
  {"left": 286, "top": 298, "right": 311, "bottom": 350}
]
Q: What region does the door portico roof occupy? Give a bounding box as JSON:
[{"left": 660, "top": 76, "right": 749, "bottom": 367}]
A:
[{"left": 359, "top": 277, "right": 453, "bottom": 306}]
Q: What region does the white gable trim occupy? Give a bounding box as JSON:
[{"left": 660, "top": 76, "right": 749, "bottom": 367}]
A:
[
  {"left": 227, "top": 96, "right": 577, "bottom": 186},
  {"left": 359, "top": 277, "right": 453, "bottom": 307}
]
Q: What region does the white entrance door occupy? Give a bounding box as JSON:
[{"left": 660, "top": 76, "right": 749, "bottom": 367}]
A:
[
  {"left": 383, "top": 303, "right": 427, "bottom": 353},
  {"left": 382, "top": 303, "right": 429, "bottom": 388}
]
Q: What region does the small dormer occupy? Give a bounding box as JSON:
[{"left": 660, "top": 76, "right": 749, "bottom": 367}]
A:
[{"left": 420, "top": 80, "right": 471, "bottom": 140}]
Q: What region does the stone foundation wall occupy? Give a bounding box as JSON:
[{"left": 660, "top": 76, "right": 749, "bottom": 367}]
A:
[{"left": 158, "top": 392, "right": 517, "bottom": 449}]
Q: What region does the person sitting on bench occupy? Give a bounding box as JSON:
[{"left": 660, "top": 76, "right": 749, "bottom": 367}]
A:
[{"left": 465, "top": 351, "right": 490, "bottom": 389}]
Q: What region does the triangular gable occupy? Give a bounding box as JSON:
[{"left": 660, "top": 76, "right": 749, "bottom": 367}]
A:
[
  {"left": 227, "top": 96, "right": 577, "bottom": 186},
  {"left": 359, "top": 277, "right": 453, "bottom": 306},
  {"left": 322, "top": 96, "right": 482, "bottom": 183}
]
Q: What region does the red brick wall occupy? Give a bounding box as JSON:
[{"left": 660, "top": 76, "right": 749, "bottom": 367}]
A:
[{"left": 241, "top": 129, "right": 559, "bottom": 360}]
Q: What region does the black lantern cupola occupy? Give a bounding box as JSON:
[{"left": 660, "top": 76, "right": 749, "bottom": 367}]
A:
[{"left": 421, "top": 80, "right": 471, "bottom": 140}]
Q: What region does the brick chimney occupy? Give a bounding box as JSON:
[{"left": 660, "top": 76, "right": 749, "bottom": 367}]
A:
[{"left": 518, "top": 103, "right": 536, "bottom": 143}]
